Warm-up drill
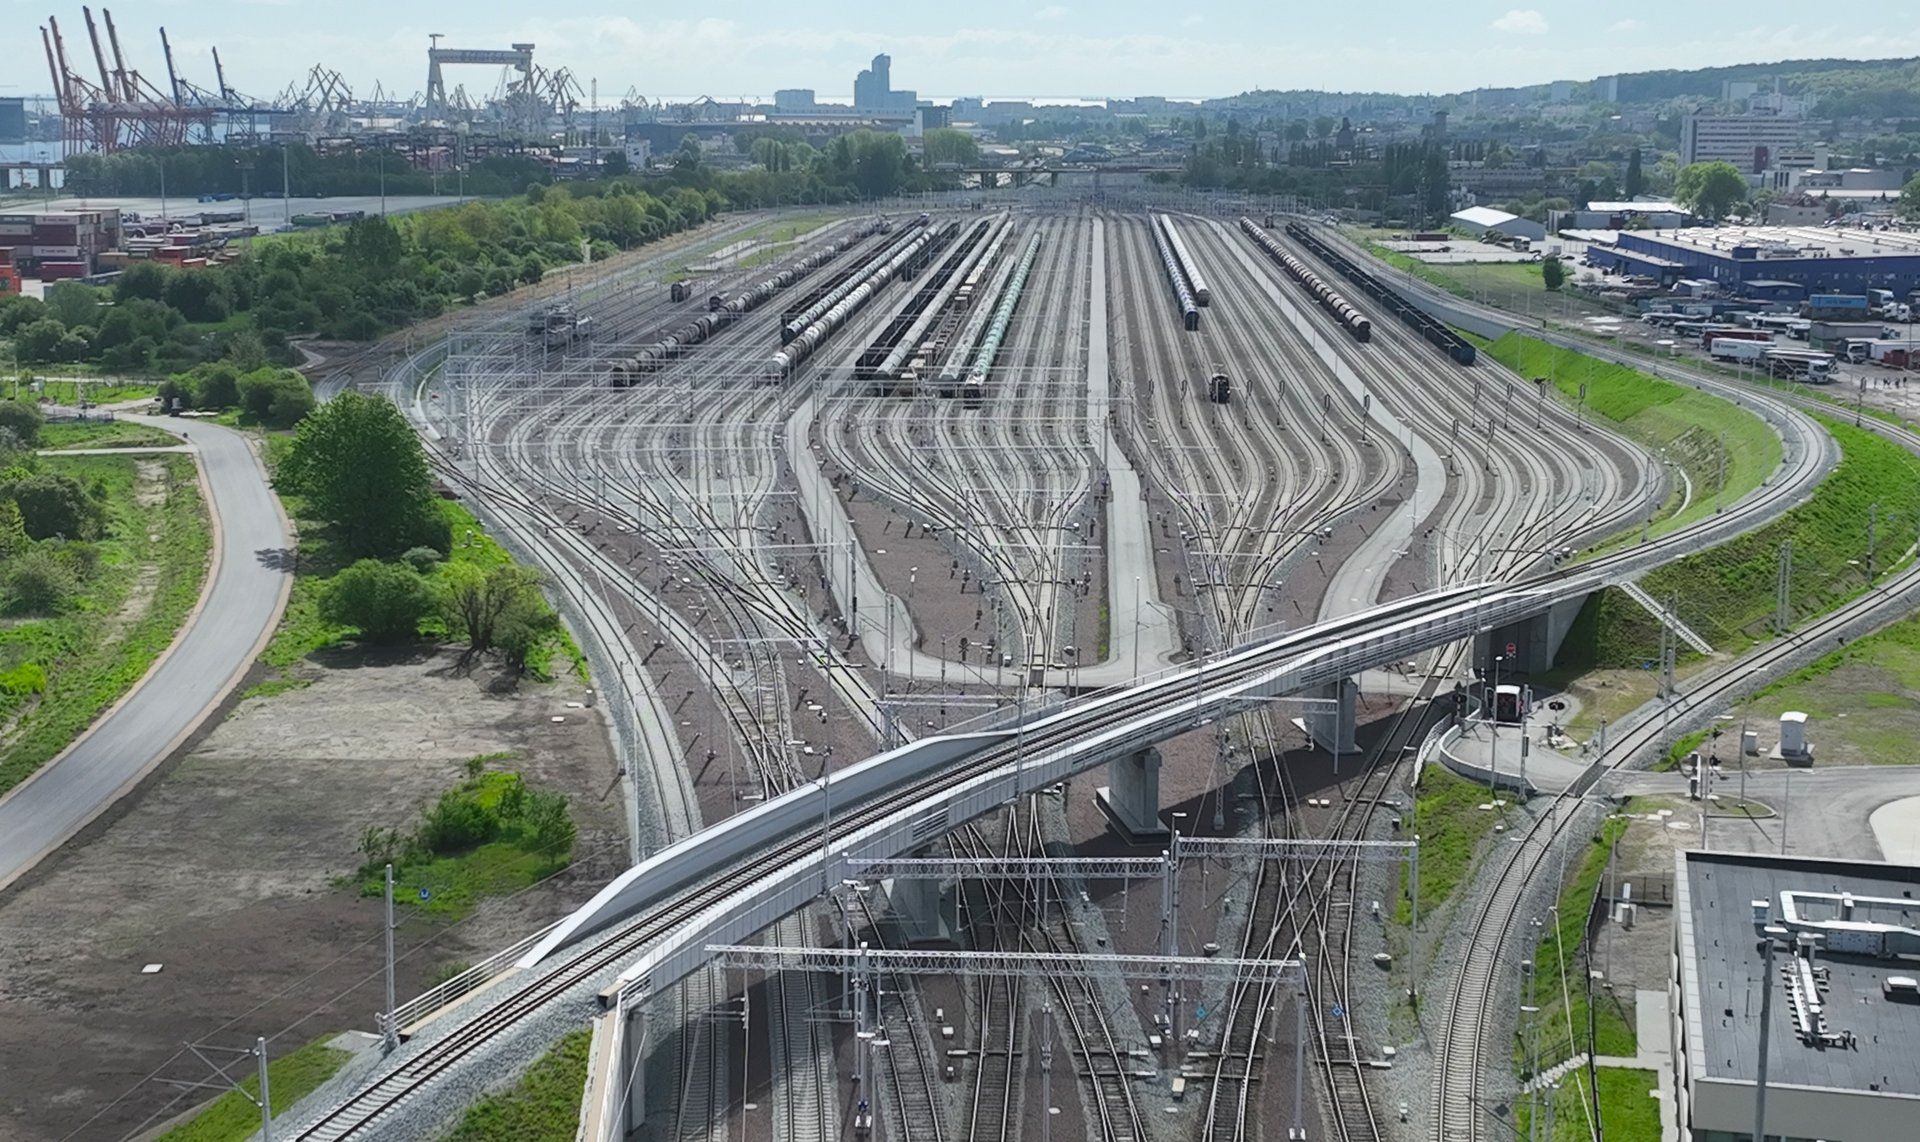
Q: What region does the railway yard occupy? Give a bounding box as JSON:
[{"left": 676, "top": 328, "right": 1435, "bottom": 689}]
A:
[{"left": 266, "top": 198, "right": 1902, "bottom": 1142}]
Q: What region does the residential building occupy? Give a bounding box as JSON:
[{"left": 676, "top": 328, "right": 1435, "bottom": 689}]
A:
[{"left": 1681, "top": 112, "right": 1809, "bottom": 174}]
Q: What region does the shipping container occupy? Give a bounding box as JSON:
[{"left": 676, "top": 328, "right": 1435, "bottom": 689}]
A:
[{"left": 38, "top": 261, "right": 89, "bottom": 280}]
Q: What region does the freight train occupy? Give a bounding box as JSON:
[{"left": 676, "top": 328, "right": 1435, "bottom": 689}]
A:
[
  {"left": 1148, "top": 215, "right": 1201, "bottom": 332},
  {"left": 1283, "top": 221, "right": 1477, "bottom": 366},
  {"left": 1238, "top": 217, "right": 1372, "bottom": 343}
]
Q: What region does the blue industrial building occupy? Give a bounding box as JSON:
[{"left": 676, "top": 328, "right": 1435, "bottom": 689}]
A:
[{"left": 1587, "top": 226, "right": 1920, "bottom": 299}]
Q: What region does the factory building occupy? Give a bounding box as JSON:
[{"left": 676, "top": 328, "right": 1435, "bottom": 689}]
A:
[
  {"left": 1586, "top": 226, "right": 1920, "bottom": 297},
  {"left": 1673, "top": 851, "right": 1920, "bottom": 1142},
  {"left": 1680, "top": 112, "right": 1808, "bottom": 173},
  {"left": 1549, "top": 200, "right": 1693, "bottom": 233},
  {"left": 1449, "top": 205, "right": 1546, "bottom": 242}
]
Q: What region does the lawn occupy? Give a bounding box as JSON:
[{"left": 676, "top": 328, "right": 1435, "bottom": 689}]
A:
[
  {"left": 32, "top": 378, "right": 161, "bottom": 405},
  {"left": 156, "top": 1037, "right": 350, "bottom": 1142},
  {"left": 440, "top": 1029, "right": 590, "bottom": 1141},
  {"left": 1479, "top": 332, "right": 1782, "bottom": 541},
  {"left": 1600, "top": 416, "right": 1919, "bottom": 666},
  {"left": 1519, "top": 818, "right": 1634, "bottom": 1074},
  {"left": 39, "top": 419, "right": 179, "bottom": 450},
  {"left": 1399, "top": 761, "right": 1513, "bottom": 923},
  {"left": 0, "top": 453, "right": 211, "bottom": 795},
  {"left": 1515, "top": 1066, "right": 1658, "bottom": 1142},
  {"left": 1722, "top": 610, "right": 1920, "bottom": 765}
]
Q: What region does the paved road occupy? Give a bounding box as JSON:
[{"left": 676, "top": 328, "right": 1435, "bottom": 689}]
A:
[{"left": 0, "top": 414, "right": 293, "bottom": 892}]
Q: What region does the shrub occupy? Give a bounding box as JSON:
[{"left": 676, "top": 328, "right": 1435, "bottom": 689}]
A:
[
  {"left": 318, "top": 558, "right": 435, "bottom": 642},
  {"left": 237, "top": 368, "right": 315, "bottom": 428},
  {"left": 0, "top": 661, "right": 48, "bottom": 696},
  {"left": 399, "top": 545, "right": 443, "bottom": 573},
  {"left": 419, "top": 785, "right": 503, "bottom": 853},
  {"left": 0, "top": 400, "right": 44, "bottom": 447},
  {"left": 1, "top": 472, "right": 108, "bottom": 540},
  {"left": 2, "top": 547, "right": 78, "bottom": 614}
]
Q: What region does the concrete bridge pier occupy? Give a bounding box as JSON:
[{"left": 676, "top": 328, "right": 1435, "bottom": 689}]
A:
[
  {"left": 1307, "top": 678, "right": 1360, "bottom": 755},
  {"left": 883, "top": 873, "right": 952, "bottom": 945},
  {"left": 1475, "top": 594, "right": 1587, "bottom": 678},
  {"left": 1097, "top": 746, "right": 1170, "bottom": 841}
]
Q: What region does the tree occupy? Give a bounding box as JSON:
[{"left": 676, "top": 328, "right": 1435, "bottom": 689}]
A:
[
  {"left": 237, "top": 368, "right": 315, "bottom": 427},
  {"left": 922, "top": 128, "right": 980, "bottom": 168},
  {"left": 442, "top": 563, "right": 547, "bottom": 662},
  {"left": 275, "top": 390, "right": 450, "bottom": 557},
  {"left": 1541, "top": 254, "right": 1566, "bottom": 291},
  {"left": 163, "top": 271, "right": 231, "bottom": 323},
  {"left": 601, "top": 150, "right": 631, "bottom": 178},
  {"left": 114, "top": 261, "right": 171, "bottom": 303},
  {"left": 43, "top": 283, "right": 101, "bottom": 329},
  {"left": 320, "top": 558, "right": 436, "bottom": 642},
  {"left": 1901, "top": 172, "right": 1920, "bottom": 221},
  {"left": 1624, "top": 148, "right": 1645, "bottom": 198},
  {"left": 0, "top": 400, "right": 44, "bottom": 447},
  {"left": 674, "top": 134, "right": 704, "bottom": 175},
  {"left": 14, "top": 319, "right": 70, "bottom": 364},
  {"left": 2, "top": 547, "right": 77, "bottom": 616},
  {"left": 1673, "top": 160, "right": 1749, "bottom": 222}
]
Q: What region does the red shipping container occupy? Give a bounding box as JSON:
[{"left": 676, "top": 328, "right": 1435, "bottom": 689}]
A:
[{"left": 39, "top": 261, "right": 88, "bottom": 280}]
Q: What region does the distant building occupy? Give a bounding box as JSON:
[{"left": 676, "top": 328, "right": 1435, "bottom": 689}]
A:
[
  {"left": 774, "top": 89, "right": 817, "bottom": 113},
  {"left": 916, "top": 105, "right": 952, "bottom": 132},
  {"left": 1549, "top": 201, "right": 1692, "bottom": 232},
  {"left": 1450, "top": 206, "right": 1545, "bottom": 242},
  {"left": 1586, "top": 224, "right": 1920, "bottom": 296},
  {"left": 853, "top": 54, "right": 916, "bottom": 118},
  {"left": 1680, "top": 112, "right": 1807, "bottom": 174},
  {"left": 1674, "top": 851, "right": 1920, "bottom": 1142},
  {"left": 0, "top": 98, "right": 24, "bottom": 145}
]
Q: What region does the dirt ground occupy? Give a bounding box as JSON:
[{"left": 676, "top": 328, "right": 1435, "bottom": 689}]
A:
[{"left": 0, "top": 647, "right": 623, "bottom": 1142}]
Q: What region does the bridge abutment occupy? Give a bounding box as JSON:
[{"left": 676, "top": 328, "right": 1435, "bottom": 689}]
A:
[
  {"left": 1476, "top": 594, "right": 1587, "bottom": 677},
  {"left": 1097, "top": 746, "right": 1169, "bottom": 841},
  {"left": 882, "top": 873, "right": 952, "bottom": 945}
]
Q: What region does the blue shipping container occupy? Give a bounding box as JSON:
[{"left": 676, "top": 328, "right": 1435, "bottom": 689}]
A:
[{"left": 1811, "top": 294, "right": 1869, "bottom": 310}]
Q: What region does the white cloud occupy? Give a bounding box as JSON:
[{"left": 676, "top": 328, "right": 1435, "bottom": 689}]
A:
[
  {"left": 1608, "top": 18, "right": 1646, "bottom": 33},
  {"left": 1490, "top": 9, "right": 1550, "bottom": 35},
  {"left": 1033, "top": 5, "right": 1070, "bottom": 21}
]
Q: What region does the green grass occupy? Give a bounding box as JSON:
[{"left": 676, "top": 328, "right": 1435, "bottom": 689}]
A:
[
  {"left": 1480, "top": 332, "right": 1781, "bottom": 541},
  {"left": 241, "top": 676, "right": 311, "bottom": 701},
  {"left": 360, "top": 767, "right": 576, "bottom": 919},
  {"left": 31, "top": 378, "right": 160, "bottom": 405},
  {"left": 1400, "top": 762, "right": 1513, "bottom": 923},
  {"left": 1719, "top": 610, "right": 1920, "bottom": 765},
  {"left": 0, "top": 454, "right": 212, "bottom": 795},
  {"left": 38, "top": 419, "right": 179, "bottom": 450},
  {"left": 1516, "top": 1066, "right": 1658, "bottom": 1142},
  {"left": 440, "top": 500, "right": 587, "bottom": 683},
  {"left": 156, "top": 1038, "right": 350, "bottom": 1142},
  {"left": 1564, "top": 415, "right": 1920, "bottom": 668},
  {"left": 440, "top": 1028, "right": 590, "bottom": 1141},
  {"left": 1520, "top": 818, "right": 1633, "bottom": 1075}
]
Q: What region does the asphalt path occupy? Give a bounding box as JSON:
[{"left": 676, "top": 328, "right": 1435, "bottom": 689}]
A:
[{"left": 0, "top": 414, "right": 293, "bottom": 891}]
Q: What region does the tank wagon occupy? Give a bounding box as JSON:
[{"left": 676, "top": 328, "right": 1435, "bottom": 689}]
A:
[
  {"left": 769, "top": 218, "right": 948, "bottom": 383},
  {"left": 1284, "top": 221, "right": 1477, "bottom": 367},
  {"left": 856, "top": 219, "right": 985, "bottom": 390},
  {"left": 1238, "top": 217, "right": 1372, "bottom": 343},
  {"left": 607, "top": 222, "right": 877, "bottom": 388},
  {"left": 1156, "top": 213, "right": 1210, "bottom": 306},
  {"left": 1148, "top": 215, "right": 1201, "bottom": 332},
  {"left": 961, "top": 231, "right": 1044, "bottom": 407}
]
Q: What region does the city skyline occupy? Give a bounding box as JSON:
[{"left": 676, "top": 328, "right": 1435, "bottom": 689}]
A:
[{"left": 9, "top": 1, "right": 1918, "bottom": 107}]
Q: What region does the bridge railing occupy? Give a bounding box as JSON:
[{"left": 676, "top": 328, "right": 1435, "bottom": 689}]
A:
[{"left": 378, "top": 917, "right": 566, "bottom": 1039}]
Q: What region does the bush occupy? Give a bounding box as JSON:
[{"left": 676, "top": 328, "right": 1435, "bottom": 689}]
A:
[
  {"left": 237, "top": 368, "right": 315, "bottom": 427},
  {"left": 1, "top": 472, "right": 108, "bottom": 540},
  {"left": 418, "top": 785, "right": 502, "bottom": 853},
  {"left": 0, "top": 400, "right": 43, "bottom": 447},
  {"left": 399, "top": 545, "right": 443, "bottom": 573},
  {"left": 2, "top": 547, "right": 78, "bottom": 614},
  {"left": 318, "top": 558, "right": 435, "bottom": 642}
]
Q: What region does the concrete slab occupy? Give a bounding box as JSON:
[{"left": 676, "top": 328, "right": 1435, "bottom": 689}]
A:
[{"left": 1869, "top": 795, "right": 1920, "bottom": 864}]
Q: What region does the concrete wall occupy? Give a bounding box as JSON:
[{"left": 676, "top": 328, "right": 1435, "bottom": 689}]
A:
[{"left": 1691, "top": 1076, "right": 1920, "bottom": 1142}]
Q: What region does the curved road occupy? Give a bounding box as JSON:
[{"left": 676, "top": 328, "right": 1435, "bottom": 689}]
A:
[{"left": 0, "top": 414, "right": 293, "bottom": 892}]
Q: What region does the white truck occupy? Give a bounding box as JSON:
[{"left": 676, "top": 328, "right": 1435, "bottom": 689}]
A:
[{"left": 1709, "top": 339, "right": 1772, "bottom": 365}]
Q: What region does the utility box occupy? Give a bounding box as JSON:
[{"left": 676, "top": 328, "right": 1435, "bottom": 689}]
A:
[
  {"left": 1778, "top": 711, "right": 1812, "bottom": 762},
  {"left": 1742, "top": 730, "right": 1759, "bottom": 757}
]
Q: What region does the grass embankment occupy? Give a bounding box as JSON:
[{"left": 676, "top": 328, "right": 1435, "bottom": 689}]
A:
[
  {"left": 156, "top": 1038, "right": 350, "bottom": 1142},
  {"left": 38, "top": 419, "right": 178, "bottom": 450},
  {"left": 1481, "top": 332, "right": 1781, "bottom": 542},
  {"left": 1399, "top": 762, "right": 1513, "bottom": 922},
  {"left": 1562, "top": 414, "right": 1920, "bottom": 670},
  {"left": 1714, "top": 610, "right": 1920, "bottom": 765},
  {"left": 1516, "top": 1066, "right": 1659, "bottom": 1142},
  {"left": 1519, "top": 818, "right": 1634, "bottom": 1075},
  {"left": 355, "top": 756, "right": 577, "bottom": 920},
  {"left": 0, "top": 454, "right": 211, "bottom": 795},
  {"left": 440, "top": 1029, "right": 590, "bottom": 1141},
  {"left": 259, "top": 491, "right": 586, "bottom": 684}
]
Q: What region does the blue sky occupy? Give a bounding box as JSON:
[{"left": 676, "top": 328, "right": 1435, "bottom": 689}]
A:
[{"left": 12, "top": 2, "right": 1918, "bottom": 103}]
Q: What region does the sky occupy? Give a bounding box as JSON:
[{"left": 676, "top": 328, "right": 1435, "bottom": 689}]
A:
[{"left": 9, "top": 1, "right": 1920, "bottom": 105}]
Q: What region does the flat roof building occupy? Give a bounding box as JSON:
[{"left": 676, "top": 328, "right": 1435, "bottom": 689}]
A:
[
  {"left": 1673, "top": 850, "right": 1920, "bottom": 1142},
  {"left": 1450, "top": 205, "right": 1546, "bottom": 242},
  {"left": 1681, "top": 113, "right": 1808, "bottom": 174},
  {"left": 1586, "top": 226, "right": 1920, "bottom": 296}
]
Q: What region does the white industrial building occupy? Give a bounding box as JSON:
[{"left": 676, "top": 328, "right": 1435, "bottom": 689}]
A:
[
  {"left": 1673, "top": 851, "right": 1920, "bottom": 1142},
  {"left": 1450, "top": 206, "right": 1546, "bottom": 242}
]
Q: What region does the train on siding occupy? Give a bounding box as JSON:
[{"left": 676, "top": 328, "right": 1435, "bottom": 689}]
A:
[
  {"left": 1148, "top": 214, "right": 1201, "bottom": 331},
  {"left": 1284, "top": 221, "right": 1477, "bottom": 367},
  {"left": 1238, "top": 217, "right": 1372, "bottom": 343}
]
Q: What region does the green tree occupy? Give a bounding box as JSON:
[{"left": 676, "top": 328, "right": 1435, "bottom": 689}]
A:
[
  {"left": 0, "top": 295, "right": 47, "bottom": 336},
  {"left": 114, "top": 261, "right": 171, "bottom": 303},
  {"left": 601, "top": 150, "right": 631, "bottom": 177},
  {"left": 275, "top": 391, "right": 450, "bottom": 557},
  {"left": 0, "top": 400, "right": 44, "bottom": 447},
  {"left": 922, "top": 128, "right": 980, "bottom": 167},
  {"left": 320, "top": 558, "right": 436, "bottom": 642},
  {"left": 237, "top": 368, "right": 315, "bottom": 427},
  {"left": 1624, "top": 148, "right": 1645, "bottom": 198},
  {"left": 1541, "top": 254, "right": 1566, "bottom": 291},
  {"left": 1, "top": 547, "right": 77, "bottom": 615},
  {"left": 1, "top": 472, "right": 108, "bottom": 540},
  {"left": 43, "top": 283, "right": 101, "bottom": 328},
  {"left": 1901, "top": 172, "right": 1920, "bottom": 221},
  {"left": 441, "top": 563, "right": 548, "bottom": 663},
  {"left": 14, "top": 319, "right": 70, "bottom": 364},
  {"left": 1673, "top": 160, "right": 1749, "bottom": 222}
]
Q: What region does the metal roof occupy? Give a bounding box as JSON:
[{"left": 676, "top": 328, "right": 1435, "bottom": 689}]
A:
[{"left": 1451, "top": 206, "right": 1522, "bottom": 228}]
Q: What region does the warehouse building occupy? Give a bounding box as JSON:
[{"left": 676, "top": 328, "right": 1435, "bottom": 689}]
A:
[
  {"left": 1673, "top": 851, "right": 1920, "bottom": 1142},
  {"left": 1449, "top": 205, "right": 1546, "bottom": 242},
  {"left": 1586, "top": 226, "right": 1920, "bottom": 296}
]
